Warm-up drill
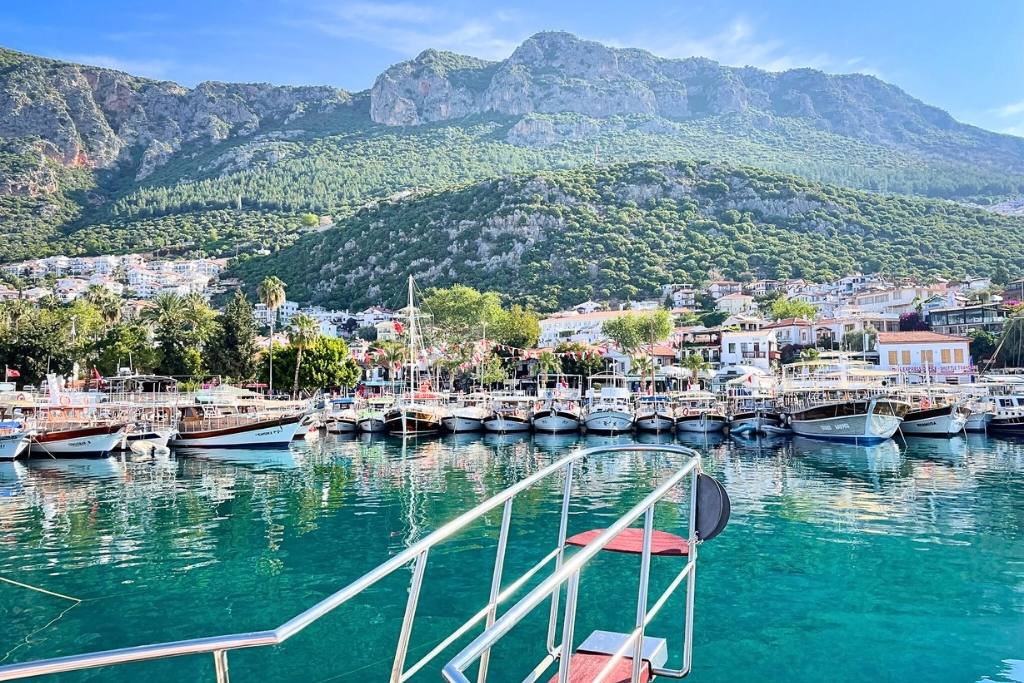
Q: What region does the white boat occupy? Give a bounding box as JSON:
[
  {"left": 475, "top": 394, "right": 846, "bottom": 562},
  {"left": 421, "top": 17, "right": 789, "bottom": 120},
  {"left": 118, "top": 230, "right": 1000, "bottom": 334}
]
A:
[
  {"left": 673, "top": 392, "right": 728, "bottom": 433},
  {"left": 900, "top": 397, "right": 970, "bottom": 436},
  {"left": 123, "top": 426, "right": 176, "bottom": 450},
  {"left": 583, "top": 373, "right": 633, "bottom": 435},
  {"left": 442, "top": 395, "right": 488, "bottom": 433},
  {"left": 30, "top": 423, "right": 126, "bottom": 457},
  {"left": 964, "top": 398, "right": 994, "bottom": 432},
  {"left": 726, "top": 373, "right": 783, "bottom": 435},
  {"left": 633, "top": 396, "right": 674, "bottom": 433},
  {"left": 170, "top": 407, "right": 302, "bottom": 448},
  {"left": 482, "top": 396, "right": 533, "bottom": 433},
  {"left": 780, "top": 357, "right": 910, "bottom": 444},
  {"left": 357, "top": 396, "right": 394, "bottom": 433},
  {"left": 532, "top": 375, "right": 582, "bottom": 433},
  {"left": 0, "top": 420, "right": 31, "bottom": 460}
]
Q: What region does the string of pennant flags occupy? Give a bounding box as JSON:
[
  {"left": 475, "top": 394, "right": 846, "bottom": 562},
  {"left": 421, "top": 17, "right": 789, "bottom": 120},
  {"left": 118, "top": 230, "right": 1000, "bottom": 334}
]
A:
[{"left": 351, "top": 340, "right": 608, "bottom": 369}]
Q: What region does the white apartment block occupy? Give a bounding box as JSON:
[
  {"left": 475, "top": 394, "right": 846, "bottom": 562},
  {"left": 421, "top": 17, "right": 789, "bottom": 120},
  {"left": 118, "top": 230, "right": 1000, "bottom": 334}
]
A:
[
  {"left": 719, "top": 329, "right": 778, "bottom": 373},
  {"left": 875, "top": 332, "right": 974, "bottom": 382},
  {"left": 538, "top": 309, "right": 635, "bottom": 348}
]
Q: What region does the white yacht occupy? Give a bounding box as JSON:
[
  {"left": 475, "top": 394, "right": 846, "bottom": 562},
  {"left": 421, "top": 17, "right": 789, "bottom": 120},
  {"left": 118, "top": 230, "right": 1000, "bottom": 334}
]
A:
[
  {"left": 633, "top": 395, "right": 674, "bottom": 432},
  {"left": 0, "top": 419, "right": 31, "bottom": 460},
  {"left": 442, "top": 393, "right": 489, "bottom": 433}
]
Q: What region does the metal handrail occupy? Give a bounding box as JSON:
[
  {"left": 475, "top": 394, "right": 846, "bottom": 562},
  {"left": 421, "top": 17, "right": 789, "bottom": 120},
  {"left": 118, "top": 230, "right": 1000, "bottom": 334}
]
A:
[
  {"left": 0, "top": 444, "right": 701, "bottom": 683},
  {"left": 444, "top": 450, "right": 703, "bottom": 683}
]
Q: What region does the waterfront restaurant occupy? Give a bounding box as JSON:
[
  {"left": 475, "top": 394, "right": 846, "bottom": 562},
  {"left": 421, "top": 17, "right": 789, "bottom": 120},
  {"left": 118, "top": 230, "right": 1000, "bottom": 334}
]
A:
[
  {"left": 927, "top": 303, "right": 1010, "bottom": 337},
  {"left": 875, "top": 331, "right": 975, "bottom": 383}
]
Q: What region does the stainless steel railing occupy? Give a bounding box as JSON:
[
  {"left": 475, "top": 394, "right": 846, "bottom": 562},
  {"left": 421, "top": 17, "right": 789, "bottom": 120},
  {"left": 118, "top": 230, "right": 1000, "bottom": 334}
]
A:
[
  {"left": 445, "top": 449, "right": 703, "bottom": 683},
  {"left": 0, "top": 444, "right": 702, "bottom": 683}
]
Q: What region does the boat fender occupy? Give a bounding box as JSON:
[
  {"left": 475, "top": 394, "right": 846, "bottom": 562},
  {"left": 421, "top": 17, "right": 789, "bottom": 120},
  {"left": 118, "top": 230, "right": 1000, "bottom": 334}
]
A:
[{"left": 695, "top": 473, "right": 731, "bottom": 542}]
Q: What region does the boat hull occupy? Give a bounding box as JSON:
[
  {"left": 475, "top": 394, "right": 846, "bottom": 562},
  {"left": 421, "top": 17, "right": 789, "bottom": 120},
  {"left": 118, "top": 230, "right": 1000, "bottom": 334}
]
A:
[
  {"left": 384, "top": 407, "right": 444, "bottom": 436},
  {"left": 988, "top": 416, "right": 1024, "bottom": 435},
  {"left": 170, "top": 415, "right": 301, "bottom": 448},
  {"left": 442, "top": 415, "right": 484, "bottom": 433},
  {"left": 531, "top": 410, "right": 581, "bottom": 434},
  {"left": 964, "top": 412, "right": 993, "bottom": 432},
  {"left": 729, "top": 411, "right": 782, "bottom": 435},
  {"left": 584, "top": 410, "right": 634, "bottom": 435},
  {"left": 789, "top": 398, "right": 907, "bottom": 444},
  {"left": 675, "top": 413, "right": 728, "bottom": 433},
  {"left": 357, "top": 416, "right": 387, "bottom": 433},
  {"left": 900, "top": 404, "right": 969, "bottom": 437},
  {"left": 327, "top": 419, "right": 358, "bottom": 434},
  {"left": 0, "top": 433, "right": 30, "bottom": 460},
  {"left": 30, "top": 425, "right": 125, "bottom": 457},
  {"left": 482, "top": 414, "right": 531, "bottom": 433},
  {"left": 122, "top": 428, "right": 175, "bottom": 450},
  {"left": 634, "top": 412, "right": 675, "bottom": 433}
]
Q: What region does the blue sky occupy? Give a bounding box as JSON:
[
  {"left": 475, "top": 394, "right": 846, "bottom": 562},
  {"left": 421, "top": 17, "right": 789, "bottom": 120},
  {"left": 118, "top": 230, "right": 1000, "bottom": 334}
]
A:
[{"left": 2, "top": 0, "right": 1022, "bottom": 135}]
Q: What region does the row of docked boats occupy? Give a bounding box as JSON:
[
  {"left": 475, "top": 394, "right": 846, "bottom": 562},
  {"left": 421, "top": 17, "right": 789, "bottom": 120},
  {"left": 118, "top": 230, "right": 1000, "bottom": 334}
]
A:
[
  {"left": 318, "top": 359, "right": 1024, "bottom": 446},
  {"left": 0, "top": 378, "right": 311, "bottom": 460}
]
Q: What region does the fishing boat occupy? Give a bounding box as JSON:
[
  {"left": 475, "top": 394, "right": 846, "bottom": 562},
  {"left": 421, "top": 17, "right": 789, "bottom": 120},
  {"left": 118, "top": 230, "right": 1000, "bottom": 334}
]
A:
[
  {"left": 583, "top": 373, "right": 634, "bottom": 435},
  {"left": 441, "top": 394, "right": 488, "bottom": 433},
  {"left": 781, "top": 358, "right": 910, "bottom": 444},
  {"left": 633, "top": 395, "right": 674, "bottom": 432},
  {"left": 31, "top": 423, "right": 127, "bottom": 457},
  {"left": 325, "top": 398, "right": 357, "bottom": 434},
  {"left": 0, "top": 420, "right": 31, "bottom": 460},
  {"left": 726, "top": 372, "right": 783, "bottom": 435},
  {"left": 964, "top": 397, "right": 994, "bottom": 432},
  {"left": 673, "top": 391, "right": 728, "bottom": 433},
  {"left": 357, "top": 395, "right": 394, "bottom": 433},
  {"left": 532, "top": 375, "right": 582, "bottom": 434},
  {"left": 170, "top": 405, "right": 302, "bottom": 448},
  {"left": 482, "top": 395, "right": 533, "bottom": 433}
]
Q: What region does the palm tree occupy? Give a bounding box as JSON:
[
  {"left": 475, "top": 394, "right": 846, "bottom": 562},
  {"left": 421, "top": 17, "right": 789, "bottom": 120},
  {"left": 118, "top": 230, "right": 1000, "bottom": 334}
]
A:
[
  {"left": 85, "top": 285, "right": 123, "bottom": 327},
  {"left": 258, "top": 276, "right": 287, "bottom": 395},
  {"left": 288, "top": 313, "right": 320, "bottom": 397},
  {"left": 681, "top": 353, "right": 710, "bottom": 390},
  {"left": 536, "top": 350, "right": 562, "bottom": 379},
  {"left": 142, "top": 292, "right": 184, "bottom": 328},
  {"left": 371, "top": 340, "right": 406, "bottom": 379}
]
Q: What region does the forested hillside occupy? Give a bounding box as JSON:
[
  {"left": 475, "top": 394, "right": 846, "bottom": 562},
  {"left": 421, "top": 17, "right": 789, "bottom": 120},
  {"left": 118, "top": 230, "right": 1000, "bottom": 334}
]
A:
[
  {"left": 228, "top": 161, "right": 1024, "bottom": 311},
  {"left": 2, "top": 33, "right": 1023, "bottom": 270}
]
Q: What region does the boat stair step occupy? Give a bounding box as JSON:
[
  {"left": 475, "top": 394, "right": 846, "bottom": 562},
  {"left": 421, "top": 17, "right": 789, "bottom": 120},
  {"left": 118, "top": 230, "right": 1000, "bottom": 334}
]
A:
[
  {"left": 547, "top": 630, "right": 667, "bottom": 683},
  {"left": 565, "top": 528, "right": 689, "bottom": 556}
]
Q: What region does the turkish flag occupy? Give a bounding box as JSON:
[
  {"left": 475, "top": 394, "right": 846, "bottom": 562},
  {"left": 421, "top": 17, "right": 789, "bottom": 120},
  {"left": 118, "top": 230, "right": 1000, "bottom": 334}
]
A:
[
  {"left": 6, "top": 368, "right": 20, "bottom": 378},
  {"left": 393, "top": 321, "right": 405, "bottom": 334}
]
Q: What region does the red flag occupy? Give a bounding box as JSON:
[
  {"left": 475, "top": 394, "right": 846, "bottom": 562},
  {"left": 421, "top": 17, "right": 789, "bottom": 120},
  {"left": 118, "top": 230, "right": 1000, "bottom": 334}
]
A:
[
  {"left": 393, "top": 321, "right": 405, "bottom": 334},
  {"left": 5, "top": 368, "right": 20, "bottom": 378},
  {"left": 91, "top": 367, "right": 102, "bottom": 380}
]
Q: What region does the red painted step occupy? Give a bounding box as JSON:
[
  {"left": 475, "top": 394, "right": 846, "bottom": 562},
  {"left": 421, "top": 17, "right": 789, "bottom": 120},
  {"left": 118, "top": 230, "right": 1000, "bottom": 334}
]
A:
[
  {"left": 547, "top": 651, "right": 651, "bottom": 683},
  {"left": 565, "top": 528, "right": 689, "bottom": 557}
]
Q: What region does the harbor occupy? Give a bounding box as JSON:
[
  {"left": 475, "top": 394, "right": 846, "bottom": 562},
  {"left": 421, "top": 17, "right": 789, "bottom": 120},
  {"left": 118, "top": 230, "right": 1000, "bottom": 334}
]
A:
[{"left": 1, "top": 431, "right": 1021, "bottom": 682}]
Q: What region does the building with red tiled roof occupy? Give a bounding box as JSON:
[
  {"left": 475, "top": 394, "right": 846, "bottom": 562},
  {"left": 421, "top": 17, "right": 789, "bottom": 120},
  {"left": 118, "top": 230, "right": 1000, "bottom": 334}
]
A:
[{"left": 875, "top": 331, "right": 974, "bottom": 382}]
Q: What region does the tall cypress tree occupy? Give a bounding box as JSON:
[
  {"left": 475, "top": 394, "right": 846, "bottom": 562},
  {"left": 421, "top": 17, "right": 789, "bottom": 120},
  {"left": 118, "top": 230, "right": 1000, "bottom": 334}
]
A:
[{"left": 208, "top": 290, "right": 259, "bottom": 381}]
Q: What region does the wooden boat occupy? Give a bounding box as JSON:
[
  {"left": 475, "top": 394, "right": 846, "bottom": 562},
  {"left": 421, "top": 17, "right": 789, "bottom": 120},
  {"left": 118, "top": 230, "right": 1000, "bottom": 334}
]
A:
[
  {"left": 170, "top": 407, "right": 302, "bottom": 448},
  {"left": 30, "top": 423, "right": 126, "bottom": 457},
  {"left": 900, "top": 400, "right": 970, "bottom": 436},
  {"left": 442, "top": 395, "right": 489, "bottom": 433}
]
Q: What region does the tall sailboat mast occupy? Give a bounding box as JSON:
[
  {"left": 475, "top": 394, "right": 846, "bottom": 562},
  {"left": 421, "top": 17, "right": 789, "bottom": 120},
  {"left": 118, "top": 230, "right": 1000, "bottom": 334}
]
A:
[{"left": 407, "top": 275, "right": 416, "bottom": 396}]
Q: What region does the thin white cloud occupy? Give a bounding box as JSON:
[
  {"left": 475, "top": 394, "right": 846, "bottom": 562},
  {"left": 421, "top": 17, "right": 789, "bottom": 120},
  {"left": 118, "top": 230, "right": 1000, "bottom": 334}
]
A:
[
  {"left": 992, "top": 100, "right": 1024, "bottom": 118},
  {"left": 300, "top": 2, "right": 527, "bottom": 60},
  {"left": 57, "top": 53, "right": 174, "bottom": 79},
  {"left": 609, "top": 17, "right": 881, "bottom": 76}
]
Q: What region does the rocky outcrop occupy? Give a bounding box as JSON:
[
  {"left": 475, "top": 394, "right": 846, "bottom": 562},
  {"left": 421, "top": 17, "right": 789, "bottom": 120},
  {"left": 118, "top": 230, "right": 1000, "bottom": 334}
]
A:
[
  {"left": 368, "top": 31, "right": 1024, "bottom": 169},
  {"left": 0, "top": 47, "right": 350, "bottom": 188}
]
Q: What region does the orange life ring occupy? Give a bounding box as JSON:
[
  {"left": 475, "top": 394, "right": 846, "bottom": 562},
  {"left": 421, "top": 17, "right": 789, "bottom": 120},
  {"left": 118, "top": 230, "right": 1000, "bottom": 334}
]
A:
[
  {"left": 59, "top": 395, "right": 72, "bottom": 407},
  {"left": 919, "top": 398, "right": 931, "bottom": 410},
  {"left": 15, "top": 392, "right": 28, "bottom": 402}
]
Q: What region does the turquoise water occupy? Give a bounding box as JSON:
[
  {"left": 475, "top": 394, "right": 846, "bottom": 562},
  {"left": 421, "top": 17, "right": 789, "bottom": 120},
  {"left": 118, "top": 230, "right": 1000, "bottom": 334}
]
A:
[{"left": 1, "top": 432, "right": 1022, "bottom": 682}]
